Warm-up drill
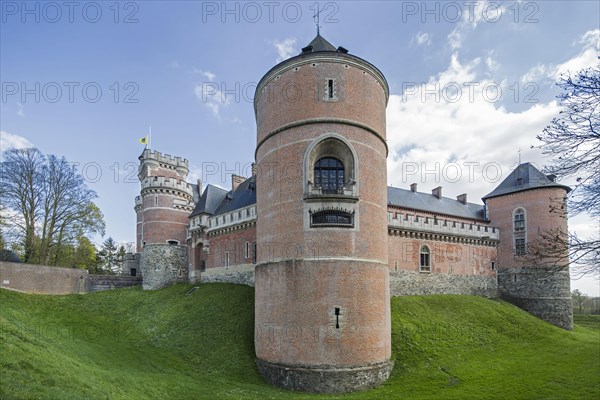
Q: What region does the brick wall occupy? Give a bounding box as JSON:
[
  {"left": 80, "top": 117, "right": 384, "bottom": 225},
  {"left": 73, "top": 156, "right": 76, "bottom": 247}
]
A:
[{"left": 0, "top": 262, "right": 88, "bottom": 294}]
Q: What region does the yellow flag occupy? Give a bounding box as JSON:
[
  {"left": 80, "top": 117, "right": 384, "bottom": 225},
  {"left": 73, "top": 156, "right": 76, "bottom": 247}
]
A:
[{"left": 139, "top": 136, "right": 148, "bottom": 144}]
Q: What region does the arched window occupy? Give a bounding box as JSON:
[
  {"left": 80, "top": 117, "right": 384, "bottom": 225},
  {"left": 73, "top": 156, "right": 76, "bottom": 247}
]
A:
[
  {"left": 314, "top": 157, "right": 345, "bottom": 194},
  {"left": 419, "top": 245, "right": 431, "bottom": 272},
  {"left": 514, "top": 208, "right": 525, "bottom": 231}
]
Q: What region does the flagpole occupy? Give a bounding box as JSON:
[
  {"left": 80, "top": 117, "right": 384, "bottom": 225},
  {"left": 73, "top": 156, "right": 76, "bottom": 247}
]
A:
[{"left": 149, "top": 126, "right": 152, "bottom": 150}]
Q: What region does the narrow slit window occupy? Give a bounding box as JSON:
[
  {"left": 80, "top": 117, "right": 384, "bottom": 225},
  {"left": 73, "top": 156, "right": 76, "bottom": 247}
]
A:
[
  {"left": 334, "top": 307, "right": 340, "bottom": 329},
  {"left": 327, "top": 79, "right": 334, "bottom": 99}
]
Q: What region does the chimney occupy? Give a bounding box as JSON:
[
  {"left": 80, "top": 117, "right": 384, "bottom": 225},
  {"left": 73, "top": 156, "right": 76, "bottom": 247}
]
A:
[
  {"left": 457, "top": 193, "right": 467, "bottom": 205},
  {"left": 432, "top": 186, "right": 442, "bottom": 199},
  {"left": 410, "top": 183, "right": 418, "bottom": 192},
  {"left": 232, "top": 174, "right": 245, "bottom": 191},
  {"left": 251, "top": 163, "right": 257, "bottom": 176},
  {"left": 197, "top": 179, "right": 203, "bottom": 196}
]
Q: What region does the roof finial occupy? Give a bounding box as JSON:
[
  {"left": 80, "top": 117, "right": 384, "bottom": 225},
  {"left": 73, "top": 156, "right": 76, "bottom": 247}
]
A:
[{"left": 313, "top": 5, "right": 323, "bottom": 35}]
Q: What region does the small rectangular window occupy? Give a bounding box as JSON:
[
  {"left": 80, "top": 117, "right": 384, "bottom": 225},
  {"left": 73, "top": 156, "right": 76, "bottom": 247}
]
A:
[
  {"left": 252, "top": 242, "right": 257, "bottom": 264},
  {"left": 328, "top": 79, "right": 334, "bottom": 99},
  {"left": 515, "top": 239, "right": 526, "bottom": 255},
  {"left": 245, "top": 242, "right": 250, "bottom": 259},
  {"left": 225, "top": 252, "right": 230, "bottom": 268},
  {"left": 491, "top": 261, "right": 496, "bottom": 271}
]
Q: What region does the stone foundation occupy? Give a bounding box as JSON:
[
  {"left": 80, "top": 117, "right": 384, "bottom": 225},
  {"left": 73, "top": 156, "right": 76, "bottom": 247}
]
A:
[
  {"left": 140, "top": 244, "right": 188, "bottom": 290},
  {"left": 256, "top": 359, "right": 394, "bottom": 393},
  {"left": 498, "top": 267, "right": 572, "bottom": 330},
  {"left": 201, "top": 264, "right": 255, "bottom": 286},
  {"left": 389, "top": 270, "right": 498, "bottom": 298}
]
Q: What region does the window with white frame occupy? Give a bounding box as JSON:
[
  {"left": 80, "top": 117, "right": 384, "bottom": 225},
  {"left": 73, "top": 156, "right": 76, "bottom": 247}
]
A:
[
  {"left": 515, "top": 238, "right": 526, "bottom": 255},
  {"left": 419, "top": 245, "right": 431, "bottom": 272},
  {"left": 514, "top": 208, "right": 525, "bottom": 231}
]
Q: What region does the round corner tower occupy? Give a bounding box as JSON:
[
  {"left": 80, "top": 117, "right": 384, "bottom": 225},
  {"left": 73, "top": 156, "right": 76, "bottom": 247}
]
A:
[
  {"left": 253, "top": 34, "right": 393, "bottom": 393},
  {"left": 135, "top": 149, "right": 194, "bottom": 251},
  {"left": 484, "top": 163, "right": 573, "bottom": 330}
]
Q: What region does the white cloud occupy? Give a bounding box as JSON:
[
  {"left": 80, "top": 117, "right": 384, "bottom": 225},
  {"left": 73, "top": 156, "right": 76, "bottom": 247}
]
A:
[
  {"left": 521, "top": 29, "right": 599, "bottom": 83},
  {"left": 272, "top": 38, "right": 296, "bottom": 63},
  {"left": 386, "top": 52, "right": 559, "bottom": 201},
  {"left": 187, "top": 165, "right": 203, "bottom": 184},
  {"left": 193, "top": 70, "right": 229, "bottom": 117},
  {"left": 193, "top": 68, "right": 217, "bottom": 82},
  {"left": 0, "top": 131, "right": 33, "bottom": 152},
  {"left": 485, "top": 50, "right": 499, "bottom": 73},
  {"left": 412, "top": 31, "right": 432, "bottom": 47},
  {"left": 447, "top": 1, "right": 505, "bottom": 50}
]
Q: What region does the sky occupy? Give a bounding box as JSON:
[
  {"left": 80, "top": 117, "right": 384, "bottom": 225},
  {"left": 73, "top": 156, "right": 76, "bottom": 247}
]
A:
[{"left": 1, "top": 1, "right": 598, "bottom": 295}]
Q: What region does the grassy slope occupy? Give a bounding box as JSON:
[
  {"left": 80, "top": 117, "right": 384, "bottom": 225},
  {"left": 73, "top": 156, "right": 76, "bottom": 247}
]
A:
[{"left": 1, "top": 284, "right": 598, "bottom": 400}]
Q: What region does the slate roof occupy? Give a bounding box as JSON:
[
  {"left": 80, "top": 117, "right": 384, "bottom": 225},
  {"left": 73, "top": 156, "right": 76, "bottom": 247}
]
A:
[
  {"left": 190, "top": 178, "right": 257, "bottom": 218},
  {"left": 482, "top": 162, "right": 570, "bottom": 200},
  {"left": 191, "top": 180, "right": 487, "bottom": 221},
  {"left": 189, "top": 184, "right": 228, "bottom": 217},
  {"left": 387, "top": 187, "right": 486, "bottom": 221},
  {"left": 213, "top": 177, "right": 257, "bottom": 216},
  {"left": 301, "top": 33, "right": 337, "bottom": 53}
]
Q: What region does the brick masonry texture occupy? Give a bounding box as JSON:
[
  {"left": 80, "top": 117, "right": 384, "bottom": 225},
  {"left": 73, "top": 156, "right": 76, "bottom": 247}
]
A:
[
  {"left": 140, "top": 244, "right": 188, "bottom": 290},
  {"left": 0, "top": 262, "right": 141, "bottom": 294}
]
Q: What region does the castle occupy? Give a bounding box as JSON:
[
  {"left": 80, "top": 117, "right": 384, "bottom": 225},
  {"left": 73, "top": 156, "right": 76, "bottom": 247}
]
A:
[{"left": 126, "top": 34, "right": 573, "bottom": 393}]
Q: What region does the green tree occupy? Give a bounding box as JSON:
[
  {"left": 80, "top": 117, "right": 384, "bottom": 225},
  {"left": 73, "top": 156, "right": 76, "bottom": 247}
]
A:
[{"left": 98, "top": 237, "right": 118, "bottom": 274}]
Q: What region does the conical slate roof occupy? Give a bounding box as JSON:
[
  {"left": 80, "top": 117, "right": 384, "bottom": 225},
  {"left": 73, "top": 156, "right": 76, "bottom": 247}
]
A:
[
  {"left": 301, "top": 33, "right": 337, "bottom": 53},
  {"left": 482, "top": 162, "right": 570, "bottom": 200}
]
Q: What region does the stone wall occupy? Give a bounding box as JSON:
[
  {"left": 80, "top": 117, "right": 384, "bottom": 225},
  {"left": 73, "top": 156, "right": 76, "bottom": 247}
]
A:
[
  {"left": 124, "top": 253, "right": 141, "bottom": 277},
  {"left": 85, "top": 275, "right": 142, "bottom": 292},
  {"left": 498, "top": 267, "right": 573, "bottom": 330},
  {"left": 200, "top": 264, "right": 255, "bottom": 286},
  {"left": 0, "top": 262, "right": 88, "bottom": 294},
  {"left": 140, "top": 244, "right": 188, "bottom": 290},
  {"left": 389, "top": 270, "right": 498, "bottom": 298}
]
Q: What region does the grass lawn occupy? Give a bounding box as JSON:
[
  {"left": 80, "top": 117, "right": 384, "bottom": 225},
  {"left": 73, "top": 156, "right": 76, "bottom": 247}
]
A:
[{"left": 1, "top": 284, "right": 598, "bottom": 399}]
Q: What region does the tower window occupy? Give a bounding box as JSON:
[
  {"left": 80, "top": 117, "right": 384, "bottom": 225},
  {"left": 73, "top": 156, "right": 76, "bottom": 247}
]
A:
[
  {"left": 314, "top": 157, "right": 344, "bottom": 194},
  {"left": 327, "top": 79, "right": 334, "bottom": 99},
  {"left": 515, "top": 238, "right": 526, "bottom": 255},
  {"left": 514, "top": 208, "right": 525, "bottom": 231},
  {"left": 419, "top": 245, "right": 431, "bottom": 272},
  {"left": 225, "top": 252, "right": 230, "bottom": 268},
  {"left": 310, "top": 208, "right": 354, "bottom": 228}
]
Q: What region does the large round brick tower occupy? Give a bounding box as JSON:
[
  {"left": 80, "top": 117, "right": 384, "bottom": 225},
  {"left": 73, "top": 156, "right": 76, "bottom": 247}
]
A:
[
  {"left": 484, "top": 163, "right": 573, "bottom": 330},
  {"left": 253, "top": 34, "right": 393, "bottom": 393}
]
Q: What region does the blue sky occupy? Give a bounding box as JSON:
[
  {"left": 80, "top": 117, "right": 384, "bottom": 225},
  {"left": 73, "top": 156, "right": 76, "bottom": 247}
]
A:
[{"left": 1, "top": 1, "right": 598, "bottom": 294}]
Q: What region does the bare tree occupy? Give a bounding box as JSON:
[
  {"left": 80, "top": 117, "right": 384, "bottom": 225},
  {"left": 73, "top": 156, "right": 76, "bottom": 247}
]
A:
[
  {"left": 0, "top": 148, "right": 105, "bottom": 265},
  {"left": 0, "top": 148, "right": 45, "bottom": 262},
  {"left": 534, "top": 62, "right": 600, "bottom": 278}
]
